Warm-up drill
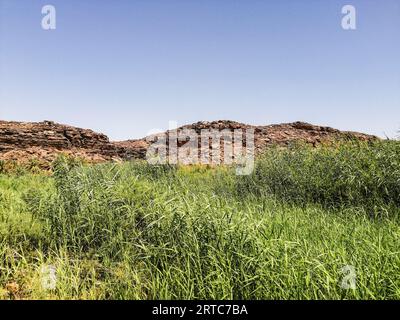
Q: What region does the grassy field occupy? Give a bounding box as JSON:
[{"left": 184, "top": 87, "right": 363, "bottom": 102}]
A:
[{"left": 0, "top": 141, "right": 399, "bottom": 299}]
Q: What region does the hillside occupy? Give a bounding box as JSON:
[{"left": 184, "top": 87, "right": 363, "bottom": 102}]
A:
[{"left": 0, "top": 119, "right": 378, "bottom": 166}]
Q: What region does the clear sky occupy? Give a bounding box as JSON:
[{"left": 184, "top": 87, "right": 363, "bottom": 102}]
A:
[{"left": 1, "top": 0, "right": 399, "bottom": 140}]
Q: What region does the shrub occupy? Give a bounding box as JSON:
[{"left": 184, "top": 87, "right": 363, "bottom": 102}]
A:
[
  {"left": 236, "top": 141, "right": 400, "bottom": 214},
  {"left": 33, "top": 157, "right": 156, "bottom": 258},
  {"left": 16, "top": 146, "right": 400, "bottom": 299}
]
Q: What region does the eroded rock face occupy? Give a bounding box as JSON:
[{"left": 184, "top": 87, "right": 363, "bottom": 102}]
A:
[
  {"left": 0, "top": 120, "right": 109, "bottom": 150},
  {"left": 0, "top": 120, "right": 145, "bottom": 166},
  {"left": 252, "top": 121, "right": 377, "bottom": 151},
  {"left": 128, "top": 120, "right": 378, "bottom": 164},
  {"left": 0, "top": 119, "right": 378, "bottom": 167}
]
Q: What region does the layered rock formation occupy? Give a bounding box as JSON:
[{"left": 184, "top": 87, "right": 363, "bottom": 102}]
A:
[
  {"left": 0, "top": 120, "right": 145, "bottom": 166},
  {"left": 0, "top": 119, "right": 378, "bottom": 167}
]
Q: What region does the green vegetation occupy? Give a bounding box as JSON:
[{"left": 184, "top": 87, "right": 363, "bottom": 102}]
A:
[{"left": 0, "top": 141, "right": 399, "bottom": 299}]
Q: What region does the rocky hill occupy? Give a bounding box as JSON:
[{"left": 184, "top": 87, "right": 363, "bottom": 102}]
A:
[
  {"left": 0, "top": 120, "right": 144, "bottom": 166},
  {"left": 0, "top": 119, "right": 378, "bottom": 168}
]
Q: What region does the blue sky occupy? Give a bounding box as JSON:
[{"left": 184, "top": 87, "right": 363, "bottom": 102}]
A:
[{"left": 1, "top": 0, "right": 399, "bottom": 140}]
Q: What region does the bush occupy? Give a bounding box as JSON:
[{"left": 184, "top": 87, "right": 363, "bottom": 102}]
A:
[
  {"left": 32, "top": 157, "right": 158, "bottom": 258},
  {"left": 236, "top": 141, "right": 400, "bottom": 214},
  {"left": 15, "top": 146, "right": 400, "bottom": 299}
]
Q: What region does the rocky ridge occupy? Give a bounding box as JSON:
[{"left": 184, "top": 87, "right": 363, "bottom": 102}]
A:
[{"left": 0, "top": 119, "right": 378, "bottom": 167}]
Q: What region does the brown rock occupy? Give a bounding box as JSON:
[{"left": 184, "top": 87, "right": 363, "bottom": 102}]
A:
[{"left": 0, "top": 119, "right": 379, "bottom": 167}]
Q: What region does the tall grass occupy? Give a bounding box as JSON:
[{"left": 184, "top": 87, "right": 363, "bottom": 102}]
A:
[
  {"left": 237, "top": 141, "right": 400, "bottom": 215},
  {"left": 0, "top": 141, "right": 399, "bottom": 299}
]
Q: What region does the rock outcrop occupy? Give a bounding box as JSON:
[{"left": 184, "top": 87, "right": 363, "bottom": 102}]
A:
[
  {"left": 0, "top": 119, "right": 378, "bottom": 167},
  {"left": 0, "top": 120, "right": 144, "bottom": 166}
]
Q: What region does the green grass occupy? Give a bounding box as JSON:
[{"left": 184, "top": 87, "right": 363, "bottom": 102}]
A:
[
  {"left": 0, "top": 142, "right": 399, "bottom": 299},
  {"left": 237, "top": 141, "right": 400, "bottom": 214}
]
